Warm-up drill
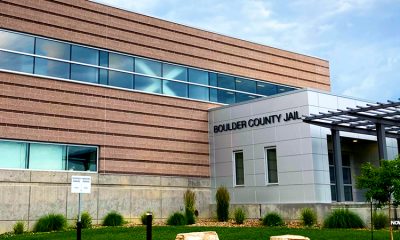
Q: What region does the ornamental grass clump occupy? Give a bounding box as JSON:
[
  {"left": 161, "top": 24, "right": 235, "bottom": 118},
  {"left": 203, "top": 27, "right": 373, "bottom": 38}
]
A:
[
  {"left": 216, "top": 186, "right": 230, "bottom": 222},
  {"left": 34, "top": 213, "right": 67, "bottom": 232},
  {"left": 166, "top": 212, "right": 186, "bottom": 226},
  {"left": 300, "top": 208, "right": 317, "bottom": 227},
  {"left": 323, "top": 209, "right": 364, "bottom": 228},
  {"left": 262, "top": 212, "right": 284, "bottom": 227},
  {"left": 13, "top": 221, "right": 25, "bottom": 235},
  {"left": 103, "top": 211, "right": 124, "bottom": 226},
  {"left": 184, "top": 189, "right": 196, "bottom": 224},
  {"left": 234, "top": 208, "right": 246, "bottom": 224},
  {"left": 373, "top": 211, "right": 389, "bottom": 230},
  {"left": 77, "top": 211, "right": 92, "bottom": 229}
]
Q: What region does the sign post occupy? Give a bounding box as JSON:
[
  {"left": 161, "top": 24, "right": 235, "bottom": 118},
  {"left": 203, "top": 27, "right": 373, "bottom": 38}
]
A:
[{"left": 71, "top": 176, "right": 91, "bottom": 240}]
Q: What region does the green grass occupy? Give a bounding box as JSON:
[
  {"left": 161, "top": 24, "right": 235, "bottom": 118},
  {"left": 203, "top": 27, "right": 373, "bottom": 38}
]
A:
[{"left": 1, "top": 226, "right": 400, "bottom": 240}]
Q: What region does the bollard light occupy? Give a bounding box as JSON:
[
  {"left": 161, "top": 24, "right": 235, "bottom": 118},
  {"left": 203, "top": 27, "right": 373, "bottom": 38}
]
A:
[{"left": 146, "top": 212, "right": 152, "bottom": 240}]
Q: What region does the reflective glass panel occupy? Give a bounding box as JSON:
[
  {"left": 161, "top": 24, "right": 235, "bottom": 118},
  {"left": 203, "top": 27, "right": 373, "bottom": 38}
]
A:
[
  {"left": 108, "top": 70, "right": 133, "bottom": 89},
  {"left": 29, "top": 143, "right": 66, "bottom": 170},
  {"left": 277, "top": 85, "right": 295, "bottom": 93},
  {"left": 67, "top": 146, "right": 97, "bottom": 171},
  {"left": 342, "top": 154, "right": 350, "bottom": 166},
  {"left": 0, "top": 31, "right": 34, "bottom": 53},
  {"left": 236, "top": 78, "right": 256, "bottom": 93},
  {"left": 209, "top": 73, "right": 217, "bottom": 86},
  {"left": 188, "top": 69, "right": 208, "bottom": 85},
  {"left": 0, "top": 51, "right": 34, "bottom": 73},
  {"left": 34, "top": 58, "right": 70, "bottom": 79},
  {"left": 189, "top": 85, "right": 209, "bottom": 101},
  {"left": 36, "top": 38, "right": 70, "bottom": 60},
  {"left": 343, "top": 168, "right": 352, "bottom": 184},
  {"left": 71, "top": 64, "right": 98, "bottom": 83},
  {"left": 135, "top": 58, "right": 161, "bottom": 77},
  {"left": 266, "top": 148, "right": 278, "bottom": 183},
  {"left": 135, "top": 75, "right": 161, "bottom": 93},
  {"left": 234, "top": 151, "right": 244, "bottom": 185},
  {"left": 344, "top": 186, "right": 353, "bottom": 201},
  {"left": 217, "top": 74, "right": 235, "bottom": 90},
  {"left": 163, "top": 80, "right": 187, "bottom": 97},
  {"left": 217, "top": 89, "right": 235, "bottom": 104},
  {"left": 257, "top": 82, "right": 277, "bottom": 96},
  {"left": 109, "top": 53, "right": 133, "bottom": 72},
  {"left": 329, "top": 166, "right": 336, "bottom": 183},
  {"left": 331, "top": 185, "right": 337, "bottom": 201},
  {"left": 71, "top": 45, "right": 99, "bottom": 65},
  {"left": 235, "top": 93, "right": 257, "bottom": 103},
  {"left": 99, "top": 51, "right": 109, "bottom": 67},
  {"left": 0, "top": 141, "right": 27, "bottom": 169},
  {"left": 163, "top": 63, "right": 187, "bottom": 81},
  {"left": 99, "top": 69, "right": 108, "bottom": 85},
  {"left": 209, "top": 88, "right": 218, "bottom": 103}
]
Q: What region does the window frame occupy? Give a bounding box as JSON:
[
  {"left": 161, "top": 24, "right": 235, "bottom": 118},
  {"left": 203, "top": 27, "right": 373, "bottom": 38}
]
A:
[
  {"left": 264, "top": 147, "right": 279, "bottom": 185},
  {"left": 233, "top": 150, "right": 245, "bottom": 187}
]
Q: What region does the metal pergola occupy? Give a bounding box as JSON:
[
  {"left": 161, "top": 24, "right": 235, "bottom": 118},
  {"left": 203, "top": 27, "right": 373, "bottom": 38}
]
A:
[{"left": 303, "top": 99, "right": 400, "bottom": 202}]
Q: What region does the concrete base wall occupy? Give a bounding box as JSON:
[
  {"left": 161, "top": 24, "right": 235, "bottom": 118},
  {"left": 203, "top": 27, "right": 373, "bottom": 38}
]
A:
[{"left": 0, "top": 170, "right": 211, "bottom": 233}]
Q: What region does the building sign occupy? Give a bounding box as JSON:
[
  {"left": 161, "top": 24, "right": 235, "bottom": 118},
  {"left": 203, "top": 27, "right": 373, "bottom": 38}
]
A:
[
  {"left": 213, "top": 110, "right": 301, "bottom": 133},
  {"left": 71, "top": 176, "right": 92, "bottom": 194}
]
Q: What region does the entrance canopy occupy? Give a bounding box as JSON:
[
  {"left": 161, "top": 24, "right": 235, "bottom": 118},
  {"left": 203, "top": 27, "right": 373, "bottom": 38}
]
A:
[{"left": 303, "top": 99, "right": 400, "bottom": 202}]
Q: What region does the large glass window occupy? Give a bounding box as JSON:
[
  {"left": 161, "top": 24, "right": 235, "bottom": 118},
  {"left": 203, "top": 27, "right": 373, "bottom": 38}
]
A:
[
  {"left": 236, "top": 93, "right": 257, "bottom": 103},
  {"left": 328, "top": 152, "right": 353, "bottom": 201},
  {"left": 234, "top": 151, "right": 244, "bottom": 186},
  {"left": 71, "top": 46, "right": 99, "bottom": 65},
  {"left": 235, "top": 78, "right": 256, "bottom": 93},
  {"left": 34, "top": 58, "right": 70, "bottom": 79},
  {"left": 0, "top": 141, "right": 27, "bottom": 169},
  {"left": 0, "top": 31, "right": 34, "bottom": 54},
  {"left": 217, "top": 74, "right": 235, "bottom": 90},
  {"left": 135, "top": 58, "right": 161, "bottom": 77},
  {"left": 135, "top": 75, "right": 161, "bottom": 93},
  {"left": 189, "top": 85, "right": 209, "bottom": 101},
  {"left": 163, "top": 80, "right": 187, "bottom": 97},
  {"left": 109, "top": 70, "right": 133, "bottom": 89},
  {"left": 257, "top": 82, "right": 277, "bottom": 96},
  {"left": 163, "top": 64, "right": 187, "bottom": 81},
  {"left": 71, "top": 64, "right": 98, "bottom": 83},
  {"left": 188, "top": 69, "right": 208, "bottom": 85},
  {"left": 99, "top": 51, "right": 109, "bottom": 67},
  {"left": 217, "top": 89, "right": 235, "bottom": 104},
  {"left": 67, "top": 146, "right": 97, "bottom": 171},
  {"left": 277, "top": 85, "right": 295, "bottom": 93},
  {"left": 109, "top": 53, "right": 134, "bottom": 72},
  {"left": 0, "top": 51, "right": 34, "bottom": 73},
  {"left": 29, "top": 143, "right": 66, "bottom": 170},
  {"left": 265, "top": 147, "right": 278, "bottom": 184},
  {"left": 36, "top": 38, "right": 70, "bottom": 60}
]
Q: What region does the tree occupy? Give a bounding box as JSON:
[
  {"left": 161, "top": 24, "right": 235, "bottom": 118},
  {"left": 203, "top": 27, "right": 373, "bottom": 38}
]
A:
[{"left": 356, "top": 156, "right": 400, "bottom": 240}]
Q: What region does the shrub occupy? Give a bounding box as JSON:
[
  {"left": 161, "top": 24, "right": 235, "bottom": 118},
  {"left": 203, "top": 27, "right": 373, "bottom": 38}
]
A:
[
  {"left": 140, "top": 212, "right": 154, "bottom": 225},
  {"left": 373, "top": 211, "right": 388, "bottom": 230},
  {"left": 34, "top": 213, "right": 67, "bottom": 232},
  {"left": 216, "top": 186, "right": 230, "bottom": 222},
  {"left": 300, "top": 208, "right": 317, "bottom": 227},
  {"left": 167, "top": 212, "right": 186, "bottom": 226},
  {"left": 184, "top": 189, "right": 196, "bottom": 224},
  {"left": 103, "top": 211, "right": 124, "bottom": 226},
  {"left": 13, "top": 221, "right": 25, "bottom": 234},
  {"left": 323, "top": 209, "right": 364, "bottom": 228},
  {"left": 234, "top": 208, "right": 246, "bottom": 224},
  {"left": 77, "top": 211, "right": 92, "bottom": 229},
  {"left": 262, "top": 212, "right": 284, "bottom": 227}
]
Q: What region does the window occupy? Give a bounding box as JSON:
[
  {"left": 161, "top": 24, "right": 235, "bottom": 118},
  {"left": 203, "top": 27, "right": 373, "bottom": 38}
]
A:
[
  {"left": 217, "top": 74, "right": 235, "bottom": 90},
  {"left": 277, "top": 85, "right": 295, "bottom": 93},
  {"left": 257, "top": 82, "right": 277, "bottom": 96},
  {"left": 216, "top": 89, "right": 235, "bottom": 104},
  {"left": 0, "top": 139, "right": 98, "bottom": 172},
  {"left": 71, "top": 46, "right": 99, "bottom": 65},
  {"left": 71, "top": 64, "right": 98, "bottom": 83},
  {"left": 328, "top": 152, "right": 353, "bottom": 201},
  {"left": 135, "top": 75, "right": 161, "bottom": 93},
  {"left": 108, "top": 70, "right": 134, "bottom": 89},
  {"left": 163, "top": 80, "right": 188, "bottom": 97},
  {"left": 265, "top": 147, "right": 278, "bottom": 184},
  {"left": 34, "top": 58, "right": 70, "bottom": 79},
  {"left": 0, "top": 51, "right": 34, "bottom": 73},
  {"left": 0, "top": 31, "right": 34, "bottom": 54},
  {"left": 35, "top": 38, "right": 70, "bottom": 60},
  {"left": 189, "top": 85, "right": 209, "bottom": 101},
  {"left": 235, "top": 78, "right": 256, "bottom": 93},
  {"left": 188, "top": 69, "right": 208, "bottom": 85},
  {"left": 109, "top": 53, "right": 134, "bottom": 72},
  {"left": 234, "top": 151, "right": 244, "bottom": 186},
  {"left": 135, "top": 58, "right": 161, "bottom": 77},
  {"left": 163, "top": 64, "right": 187, "bottom": 81},
  {"left": 236, "top": 93, "right": 257, "bottom": 103},
  {"left": 99, "top": 51, "right": 109, "bottom": 67}
]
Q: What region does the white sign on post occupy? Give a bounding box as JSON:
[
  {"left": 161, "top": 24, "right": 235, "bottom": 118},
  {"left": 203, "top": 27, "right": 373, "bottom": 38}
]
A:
[{"left": 71, "top": 176, "right": 92, "bottom": 194}]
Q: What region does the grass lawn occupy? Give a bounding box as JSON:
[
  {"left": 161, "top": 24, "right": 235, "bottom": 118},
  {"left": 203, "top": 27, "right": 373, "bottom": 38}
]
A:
[{"left": 1, "top": 226, "right": 400, "bottom": 240}]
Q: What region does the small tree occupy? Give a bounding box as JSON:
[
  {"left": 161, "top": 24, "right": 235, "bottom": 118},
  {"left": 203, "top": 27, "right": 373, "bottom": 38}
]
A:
[
  {"left": 184, "top": 189, "right": 196, "bottom": 224},
  {"left": 215, "top": 186, "right": 230, "bottom": 221},
  {"left": 356, "top": 156, "right": 400, "bottom": 240}
]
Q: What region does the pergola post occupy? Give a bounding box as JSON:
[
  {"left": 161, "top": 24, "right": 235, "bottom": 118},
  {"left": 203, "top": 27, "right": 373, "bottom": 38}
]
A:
[
  {"left": 332, "top": 129, "right": 344, "bottom": 202},
  {"left": 376, "top": 123, "right": 388, "bottom": 161}
]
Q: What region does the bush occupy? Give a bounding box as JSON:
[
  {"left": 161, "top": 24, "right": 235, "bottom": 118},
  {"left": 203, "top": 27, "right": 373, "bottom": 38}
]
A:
[
  {"left": 103, "top": 211, "right": 124, "bottom": 226},
  {"left": 323, "top": 209, "right": 364, "bottom": 228},
  {"left": 77, "top": 211, "right": 92, "bottom": 229},
  {"left": 13, "top": 221, "right": 25, "bottom": 235},
  {"left": 373, "top": 211, "right": 388, "bottom": 230},
  {"left": 216, "top": 186, "right": 230, "bottom": 222},
  {"left": 300, "top": 208, "right": 317, "bottom": 227},
  {"left": 262, "top": 212, "right": 284, "bottom": 227},
  {"left": 34, "top": 213, "right": 67, "bottom": 232},
  {"left": 140, "top": 212, "right": 154, "bottom": 225},
  {"left": 184, "top": 189, "right": 196, "bottom": 224},
  {"left": 234, "top": 208, "right": 246, "bottom": 224},
  {"left": 167, "top": 212, "right": 186, "bottom": 226}
]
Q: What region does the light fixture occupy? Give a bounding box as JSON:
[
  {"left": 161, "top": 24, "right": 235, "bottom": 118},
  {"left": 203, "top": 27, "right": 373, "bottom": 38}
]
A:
[{"left": 353, "top": 139, "right": 358, "bottom": 143}]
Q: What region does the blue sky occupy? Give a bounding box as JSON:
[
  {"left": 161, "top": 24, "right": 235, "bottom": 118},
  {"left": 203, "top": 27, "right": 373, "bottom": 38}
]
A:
[{"left": 94, "top": 0, "right": 400, "bottom": 102}]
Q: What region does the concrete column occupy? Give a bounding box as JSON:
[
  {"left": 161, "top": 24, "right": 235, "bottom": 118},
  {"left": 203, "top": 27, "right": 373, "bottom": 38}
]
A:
[
  {"left": 397, "top": 138, "right": 400, "bottom": 157},
  {"left": 376, "top": 123, "right": 388, "bottom": 161},
  {"left": 332, "top": 129, "right": 344, "bottom": 202}
]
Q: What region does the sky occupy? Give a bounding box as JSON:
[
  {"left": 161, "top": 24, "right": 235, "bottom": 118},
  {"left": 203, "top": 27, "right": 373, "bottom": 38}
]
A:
[{"left": 93, "top": 0, "right": 400, "bottom": 102}]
